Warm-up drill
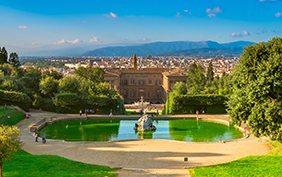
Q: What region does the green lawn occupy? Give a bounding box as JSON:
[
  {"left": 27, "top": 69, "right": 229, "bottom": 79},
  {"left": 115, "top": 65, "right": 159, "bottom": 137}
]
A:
[
  {"left": 188, "top": 142, "right": 282, "bottom": 177},
  {"left": 3, "top": 149, "right": 118, "bottom": 177},
  {"left": 0, "top": 108, "right": 24, "bottom": 126}
]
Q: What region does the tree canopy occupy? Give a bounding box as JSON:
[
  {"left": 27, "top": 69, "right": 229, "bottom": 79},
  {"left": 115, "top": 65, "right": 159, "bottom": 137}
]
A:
[
  {"left": 74, "top": 67, "right": 104, "bottom": 83},
  {"left": 227, "top": 37, "right": 282, "bottom": 142}
]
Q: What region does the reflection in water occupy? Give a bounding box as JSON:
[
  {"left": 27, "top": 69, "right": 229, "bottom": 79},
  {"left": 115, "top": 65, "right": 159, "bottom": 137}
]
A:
[
  {"left": 137, "top": 130, "right": 154, "bottom": 139},
  {"left": 39, "top": 119, "right": 243, "bottom": 142}
]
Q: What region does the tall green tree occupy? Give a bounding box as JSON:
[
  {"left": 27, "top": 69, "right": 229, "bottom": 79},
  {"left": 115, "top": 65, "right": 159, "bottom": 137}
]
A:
[
  {"left": 206, "top": 62, "right": 214, "bottom": 82},
  {"left": 227, "top": 37, "right": 282, "bottom": 142},
  {"left": 186, "top": 63, "right": 205, "bottom": 94},
  {"left": 0, "top": 47, "right": 8, "bottom": 64},
  {"left": 9, "top": 52, "right": 21, "bottom": 68},
  {"left": 74, "top": 67, "right": 104, "bottom": 83}
]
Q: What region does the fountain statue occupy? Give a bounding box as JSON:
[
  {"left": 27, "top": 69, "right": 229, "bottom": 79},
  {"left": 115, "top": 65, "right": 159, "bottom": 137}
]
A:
[{"left": 134, "top": 114, "right": 156, "bottom": 132}]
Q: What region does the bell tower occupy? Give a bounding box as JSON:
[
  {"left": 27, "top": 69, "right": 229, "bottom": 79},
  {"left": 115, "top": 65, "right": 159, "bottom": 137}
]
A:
[{"left": 132, "top": 53, "right": 137, "bottom": 68}]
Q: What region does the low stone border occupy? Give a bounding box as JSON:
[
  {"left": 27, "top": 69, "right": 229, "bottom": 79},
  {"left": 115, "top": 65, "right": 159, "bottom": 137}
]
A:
[{"left": 30, "top": 114, "right": 250, "bottom": 143}]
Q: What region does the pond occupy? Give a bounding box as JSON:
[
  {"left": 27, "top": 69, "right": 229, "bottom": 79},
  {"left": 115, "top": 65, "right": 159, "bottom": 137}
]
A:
[{"left": 39, "top": 119, "right": 243, "bottom": 142}]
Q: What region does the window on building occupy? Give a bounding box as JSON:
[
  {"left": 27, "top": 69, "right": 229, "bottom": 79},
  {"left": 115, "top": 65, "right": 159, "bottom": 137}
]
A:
[
  {"left": 170, "top": 80, "right": 173, "bottom": 84},
  {"left": 148, "top": 92, "right": 151, "bottom": 97},
  {"left": 123, "top": 90, "right": 127, "bottom": 98},
  {"left": 158, "top": 80, "right": 161, "bottom": 85},
  {"left": 157, "top": 90, "right": 160, "bottom": 98},
  {"left": 123, "top": 80, "right": 127, "bottom": 85},
  {"left": 131, "top": 80, "right": 135, "bottom": 84},
  {"left": 131, "top": 92, "right": 134, "bottom": 97},
  {"left": 140, "top": 81, "right": 144, "bottom": 85},
  {"left": 149, "top": 80, "right": 152, "bottom": 84}
]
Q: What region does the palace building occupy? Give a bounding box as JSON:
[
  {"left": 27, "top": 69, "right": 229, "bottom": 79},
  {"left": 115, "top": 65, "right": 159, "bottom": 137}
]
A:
[{"left": 104, "top": 54, "right": 188, "bottom": 104}]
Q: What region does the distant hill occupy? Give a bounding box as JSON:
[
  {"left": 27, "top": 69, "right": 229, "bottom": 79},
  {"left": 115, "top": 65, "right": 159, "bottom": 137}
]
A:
[
  {"left": 157, "top": 47, "right": 244, "bottom": 57},
  {"left": 83, "top": 41, "right": 252, "bottom": 57}
]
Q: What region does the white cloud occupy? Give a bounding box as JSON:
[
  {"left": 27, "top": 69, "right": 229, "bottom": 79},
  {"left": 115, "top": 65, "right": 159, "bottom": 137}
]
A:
[
  {"left": 230, "top": 32, "right": 242, "bottom": 37},
  {"left": 54, "top": 39, "right": 67, "bottom": 45},
  {"left": 183, "top": 10, "right": 192, "bottom": 15},
  {"left": 242, "top": 30, "right": 250, "bottom": 36},
  {"left": 206, "top": 7, "right": 222, "bottom": 14},
  {"left": 90, "top": 37, "right": 101, "bottom": 43},
  {"left": 206, "top": 6, "right": 222, "bottom": 18},
  {"left": 208, "top": 13, "right": 216, "bottom": 18},
  {"left": 18, "top": 26, "right": 27, "bottom": 29},
  {"left": 259, "top": 0, "right": 279, "bottom": 1},
  {"left": 142, "top": 38, "right": 150, "bottom": 42},
  {"left": 54, "top": 39, "right": 82, "bottom": 45},
  {"left": 175, "top": 12, "right": 182, "bottom": 18},
  {"left": 104, "top": 12, "right": 118, "bottom": 18},
  {"left": 70, "top": 39, "right": 82, "bottom": 44},
  {"left": 275, "top": 12, "right": 281, "bottom": 17},
  {"left": 110, "top": 12, "right": 118, "bottom": 18}
]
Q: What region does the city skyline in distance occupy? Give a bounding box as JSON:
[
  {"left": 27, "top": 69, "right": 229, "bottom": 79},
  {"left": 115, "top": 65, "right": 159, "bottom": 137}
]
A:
[{"left": 1, "top": 0, "right": 282, "bottom": 54}]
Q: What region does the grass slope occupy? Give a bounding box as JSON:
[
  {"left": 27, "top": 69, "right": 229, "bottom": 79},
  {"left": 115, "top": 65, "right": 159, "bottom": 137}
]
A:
[
  {"left": 0, "top": 109, "right": 24, "bottom": 126},
  {"left": 188, "top": 142, "right": 282, "bottom": 177},
  {"left": 4, "top": 149, "right": 117, "bottom": 177}
]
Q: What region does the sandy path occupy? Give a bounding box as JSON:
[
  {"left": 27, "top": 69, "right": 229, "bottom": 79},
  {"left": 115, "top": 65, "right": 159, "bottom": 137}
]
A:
[{"left": 16, "top": 110, "right": 270, "bottom": 177}]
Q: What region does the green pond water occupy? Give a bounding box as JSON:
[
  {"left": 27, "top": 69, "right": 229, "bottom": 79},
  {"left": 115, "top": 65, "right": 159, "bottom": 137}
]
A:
[{"left": 39, "top": 119, "right": 243, "bottom": 142}]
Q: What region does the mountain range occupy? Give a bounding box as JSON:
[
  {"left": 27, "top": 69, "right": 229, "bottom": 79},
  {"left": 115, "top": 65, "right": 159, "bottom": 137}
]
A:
[
  {"left": 83, "top": 40, "right": 252, "bottom": 57},
  {"left": 14, "top": 40, "right": 253, "bottom": 57}
]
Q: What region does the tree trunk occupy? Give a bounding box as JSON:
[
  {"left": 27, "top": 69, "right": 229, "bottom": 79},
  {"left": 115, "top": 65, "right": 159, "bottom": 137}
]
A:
[{"left": 0, "top": 161, "right": 3, "bottom": 177}]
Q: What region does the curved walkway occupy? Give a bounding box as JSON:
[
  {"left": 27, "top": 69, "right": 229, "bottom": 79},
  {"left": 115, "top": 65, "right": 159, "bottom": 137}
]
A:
[{"left": 16, "top": 109, "right": 270, "bottom": 177}]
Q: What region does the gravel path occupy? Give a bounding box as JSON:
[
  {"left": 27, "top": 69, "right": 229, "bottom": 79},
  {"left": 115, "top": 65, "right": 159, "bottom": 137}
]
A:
[{"left": 16, "top": 109, "right": 270, "bottom": 177}]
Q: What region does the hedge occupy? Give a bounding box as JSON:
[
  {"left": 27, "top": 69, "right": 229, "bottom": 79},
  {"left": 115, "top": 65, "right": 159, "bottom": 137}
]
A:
[
  {"left": 0, "top": 90, "right": 31, "bottom": 111},
  {"left": 166, "top": 94, "right": 228, "bottom": 114},
  {"left": 52, "top": 93, "right": 125, "bottom": 114},
  {"left": 33, "top": 98, "right": 57, "bottom": 112}
]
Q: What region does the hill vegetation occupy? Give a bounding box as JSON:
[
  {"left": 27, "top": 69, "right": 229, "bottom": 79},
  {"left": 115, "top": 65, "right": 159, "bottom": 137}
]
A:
[{"left": 83, "top": 40, "right": 252, "bottom": 57}]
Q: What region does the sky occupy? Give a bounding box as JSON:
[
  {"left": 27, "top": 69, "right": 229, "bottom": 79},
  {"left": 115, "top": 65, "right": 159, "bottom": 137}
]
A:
[{"left": 0, "top": 0, "right": 282, "bottom": 52}]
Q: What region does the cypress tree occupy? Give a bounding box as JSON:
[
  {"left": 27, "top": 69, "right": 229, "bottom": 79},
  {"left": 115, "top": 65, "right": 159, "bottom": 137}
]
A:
[
  {"left": 206, "top": 62, "right": 214, "bottom": 81},
  {"left": 0, "top": 47, "right": 8, "bottom": 64}
]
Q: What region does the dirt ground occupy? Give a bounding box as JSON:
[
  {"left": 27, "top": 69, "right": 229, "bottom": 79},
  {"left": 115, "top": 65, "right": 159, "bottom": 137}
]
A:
[{"left": 16, "top": 109, "right": 270, "bottom": 177}]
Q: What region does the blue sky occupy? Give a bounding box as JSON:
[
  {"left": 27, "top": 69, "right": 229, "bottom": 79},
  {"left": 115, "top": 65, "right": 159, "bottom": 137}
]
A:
[{"left": 1, "top": 0, "right": 282, "bottom": 51}]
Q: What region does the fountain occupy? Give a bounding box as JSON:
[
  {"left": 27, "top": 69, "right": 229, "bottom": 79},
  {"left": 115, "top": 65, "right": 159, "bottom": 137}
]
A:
[{"left": 134, "top": 106, "right": 156, "bottom": 131}]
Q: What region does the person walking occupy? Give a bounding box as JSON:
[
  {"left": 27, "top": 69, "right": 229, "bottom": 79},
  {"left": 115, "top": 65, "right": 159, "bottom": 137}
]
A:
[
  {"left": 35, "top": 131, "right": 38, "bottom": 142},
  {"left": 42, "top": 134, "right": 46, "bottom": 143},
  {"left": 156, "top": 109, "right": 158, "bottom": 116},
  {"left": 79, "top": 110, "right": 82, "bottom": 116},
  {"left": 109, "top": 109, "right": 113, "bottom": 117}
]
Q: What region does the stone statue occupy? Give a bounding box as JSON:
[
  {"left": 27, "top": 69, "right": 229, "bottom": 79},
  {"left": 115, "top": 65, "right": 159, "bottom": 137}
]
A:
[{"left": 134, "top": 114, "right": 156, "bottom": 131}]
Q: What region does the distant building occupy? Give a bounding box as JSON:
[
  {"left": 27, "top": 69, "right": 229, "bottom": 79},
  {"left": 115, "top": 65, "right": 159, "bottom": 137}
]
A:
[{"left": 104, "top": 54, "right": 188, "bottom": 104}]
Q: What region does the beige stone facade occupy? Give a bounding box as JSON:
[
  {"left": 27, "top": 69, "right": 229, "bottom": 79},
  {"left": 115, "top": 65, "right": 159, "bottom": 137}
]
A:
[{"left": 104, "top": 67, "right": 188, "bottom": 104}]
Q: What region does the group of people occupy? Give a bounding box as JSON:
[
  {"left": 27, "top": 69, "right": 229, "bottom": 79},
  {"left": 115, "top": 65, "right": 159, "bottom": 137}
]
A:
[
  {"left": 79, "top": 109, "right": 98, "bottom": 116},
  {"left": 35, "top": 131, "right": 46, "bottom": 143}
]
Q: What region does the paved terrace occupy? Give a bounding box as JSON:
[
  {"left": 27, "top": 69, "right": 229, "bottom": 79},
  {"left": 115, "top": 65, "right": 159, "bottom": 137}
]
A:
[{"left": 17, "top": 109, "right": 270, "bottom": 177}]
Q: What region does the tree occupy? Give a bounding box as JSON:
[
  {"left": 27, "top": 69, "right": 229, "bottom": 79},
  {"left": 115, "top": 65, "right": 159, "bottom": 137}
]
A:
[
  {"left": 74, "top": 67, "right": 104, "bottom": 83},
  {"left": 0, "top": 125, "right": 22, "bottom": 177},
  {"left": 9, "top": 52, "right": 21, "bottom": 68},
  {"left": 42, "top": 70, "right": 63, "bottom": 80},
  {"left": 0, "top": 47, "right": 8, "bottom": 64},
  {"left": 59, "top": 76, "right": 80, "bottom": 94},
  {"left": 186, "top": 63, "right": 205, "bottom": 94},
  {"left": 206, "top": 62, "right": 214, "bottom": 82},
  {"left": 172, "top": 82, "right": 187, "bottom": 95},
  {"left": 40, "top": 76, "right": 59, "bottom": 97},
  {"left": 227, "top": 37, "right": 282, "bottom": 142}
]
